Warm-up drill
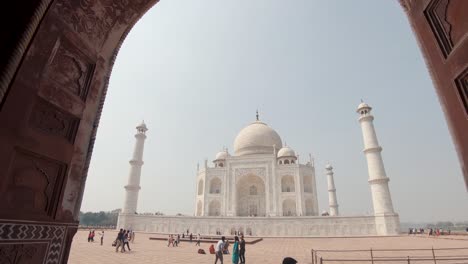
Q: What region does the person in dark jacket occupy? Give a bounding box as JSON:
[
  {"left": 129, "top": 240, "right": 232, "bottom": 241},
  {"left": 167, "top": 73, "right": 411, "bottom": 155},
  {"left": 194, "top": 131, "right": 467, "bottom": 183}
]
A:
[{"left": 239, "top": 235, "right": 246, "bottom": 263}]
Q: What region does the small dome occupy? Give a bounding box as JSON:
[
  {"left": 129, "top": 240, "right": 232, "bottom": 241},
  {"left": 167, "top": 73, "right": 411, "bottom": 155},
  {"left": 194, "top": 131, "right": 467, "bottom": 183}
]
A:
[
  {"left": 325, "top": 164, "right": 333, "bottom": 170},
  {"left": 136, "top": 120, "right": 148, "bottom": 131},
  {"left": 215, "top": 150, "right": 229, "bottom": 160},
  {"left": 234, "top": 121, "right": 282, "bottom": 156},
  {"left": 356, "top": 101, "right": 372, "bottom": 112},
  {"left": 277, "top": 146, "right": 296, "bottom": 158}
]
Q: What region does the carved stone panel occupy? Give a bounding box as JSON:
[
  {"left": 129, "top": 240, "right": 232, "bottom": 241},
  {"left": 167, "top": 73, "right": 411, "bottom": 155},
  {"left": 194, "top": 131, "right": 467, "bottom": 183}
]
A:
[
  {"left": 3, "top": 149, "right": 67, "bottom": 217},
  {"left": 54, "top": 0, "right": 146, "bottom": 48},
  {"left": 455, "top": 68, "right": 468, "bottom": 117},
  {"left": 0, "top": 243, "right": 47, "bottom": 264},
  {"left": 425, "top": 0, "right": 468, "bottom": 58},
  {"left": 29, "top": 99, "right": 80, "bottom": 143},
  {"left": 44, "top": 38, "right": 95, "bottom": 101},
  {"left": 0, "top": 222, "right": 67, "bottom": 264},
  {"left": 235, "top": 167, "right": 266, "bottom": 182}
]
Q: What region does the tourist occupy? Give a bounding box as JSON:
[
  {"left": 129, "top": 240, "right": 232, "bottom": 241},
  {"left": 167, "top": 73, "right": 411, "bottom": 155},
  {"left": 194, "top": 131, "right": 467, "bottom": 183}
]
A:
[
  {"left": 231, "top": 236, "right": 239, "bottom": 264},
  {"left": 214, "top": 236, "right": 226, "bottom": 264},
  {"left": 190, "top": 233, "right": 193, "bottom": 243},
  {"left": 99, "top": 230, "right": 104, "bottom": 246},
  {"left": 88, "top": 231, "right": 92, "bottom": 242},
  {"left": 91, "top": 230, "right": 95, "bottom": 242},
  {"left": 176, "top": 234, "right": 180, "bottom": 247},
  {"left": 210, "top": 244, "right": 216, "bottom": 254},
  {"left": 239, "top": 235, "right": 245, "bottom": 264},
  {"left": 115, "top": 229, "right": 125, "bottom": 253},
  {"left": 282, "top": 257, "right": 298, "bottom": 264},
  {"left": 167, "top": 235, "right": 172, "bottom": 247},
  {"left": 196, "top": 233, "right": 201, "bottom": 246},
  {"left": 182, "top": 233, "right": 185, "bottom": 239},
  {"left": 131, "top": 231, "right": 136, "bottom": 243},
  {"left": 123, "top": 230, "right": 131, "bottom": 251},
  {"left": 223, "top": 239, "right": 230, "bottom": 254}
]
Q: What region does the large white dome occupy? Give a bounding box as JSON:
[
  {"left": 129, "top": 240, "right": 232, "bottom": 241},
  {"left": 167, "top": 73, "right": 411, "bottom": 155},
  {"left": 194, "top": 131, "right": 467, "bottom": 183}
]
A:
[{"left": 233, "top": 121, "right": 283, "bottom": 156}]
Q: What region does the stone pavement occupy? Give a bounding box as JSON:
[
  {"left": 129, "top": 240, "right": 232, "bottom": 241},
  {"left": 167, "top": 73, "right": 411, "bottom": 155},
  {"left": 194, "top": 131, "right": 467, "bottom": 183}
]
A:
[{"left": 68, "top": 231, "right": 468, "bottom": 264}]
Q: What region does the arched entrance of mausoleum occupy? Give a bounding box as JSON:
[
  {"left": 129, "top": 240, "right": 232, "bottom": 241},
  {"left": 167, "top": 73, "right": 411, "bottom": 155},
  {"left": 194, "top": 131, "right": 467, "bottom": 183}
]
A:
[{"left": 236, "top": 174, "right": 266, "bottom": 217}]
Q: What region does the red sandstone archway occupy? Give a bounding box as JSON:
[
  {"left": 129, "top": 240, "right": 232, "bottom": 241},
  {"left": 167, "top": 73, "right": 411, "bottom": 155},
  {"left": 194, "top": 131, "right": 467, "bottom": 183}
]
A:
[{"left": 0, "top": 0, "right": 466, "bottom": 263}]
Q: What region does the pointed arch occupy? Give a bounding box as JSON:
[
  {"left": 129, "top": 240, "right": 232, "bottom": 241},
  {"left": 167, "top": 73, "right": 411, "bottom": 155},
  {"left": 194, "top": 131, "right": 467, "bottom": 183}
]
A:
[
  {"left": 281, "top": 175, "right": 295, "bottom": 192},
  {"left": 208, "top": 200, "right": 221, "bottom": 216},
  {"left": 210, "top": 177, "right": 222, "bottom": 194},
  {"left": 282, "top": 199, "right": 296, "bottom": 216}
]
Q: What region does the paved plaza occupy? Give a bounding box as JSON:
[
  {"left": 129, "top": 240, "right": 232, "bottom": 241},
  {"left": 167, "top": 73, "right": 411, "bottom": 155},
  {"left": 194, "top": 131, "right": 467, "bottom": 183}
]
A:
[{"left": 68, "top": 230, "right": 468, "bottom": 264}]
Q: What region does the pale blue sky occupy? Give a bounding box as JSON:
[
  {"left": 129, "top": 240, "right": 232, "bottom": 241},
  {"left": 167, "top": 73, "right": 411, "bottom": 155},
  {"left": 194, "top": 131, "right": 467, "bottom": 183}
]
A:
[{"left": 81, "top": 0, "right": 467, "bottom": 222}]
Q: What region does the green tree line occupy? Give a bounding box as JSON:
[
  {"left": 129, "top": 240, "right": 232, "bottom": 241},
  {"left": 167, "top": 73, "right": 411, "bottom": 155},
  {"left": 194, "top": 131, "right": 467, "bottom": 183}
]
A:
[{"left": 79, "top": 209, "right": 120, "bottom": 227}]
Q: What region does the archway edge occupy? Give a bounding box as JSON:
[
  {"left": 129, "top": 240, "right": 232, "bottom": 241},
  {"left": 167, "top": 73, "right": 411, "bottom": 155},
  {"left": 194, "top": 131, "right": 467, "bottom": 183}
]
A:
[{"left": 0, "top": 0, "right": 162, "bottom": 263}]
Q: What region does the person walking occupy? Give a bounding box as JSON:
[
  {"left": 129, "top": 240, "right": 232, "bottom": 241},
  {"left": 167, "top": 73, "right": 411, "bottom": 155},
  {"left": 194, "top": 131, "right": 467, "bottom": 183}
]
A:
[
  {"left": 115, "top": 229, "right": 125, "bottom": 253},
  {"left": 99, "top": 230, "right": 104, "bottom": 246},
  {"left": 190, "top": 233, "right": 193, "bottom": 243},
  {"left": 214, "top": 236, "right": 226, "bottom": 264},
  {"left": 176, "top": 234, "right": 180, "bottom": 247},
  {"left": 123, "top": 230, "right": 131, "bottom": 251},
  {"left": 232, "top": 236, "right": 239, "bottom": 264},
  {"left": 167, "top": 235, "right": 172, "bottom": 247},
  {"left": 239, "top": 235, "right": 245, "bottom": 264},
  {"left": 195, "top": 233, "right": 201, "bottom": 246},
  {"left": 87, "top": 231, "right": 92, "bottom": 242}
]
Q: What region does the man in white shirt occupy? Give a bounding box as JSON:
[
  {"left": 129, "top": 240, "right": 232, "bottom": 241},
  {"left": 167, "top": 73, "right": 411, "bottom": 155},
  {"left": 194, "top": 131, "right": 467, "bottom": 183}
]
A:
[{"left": 214, "top": 236, "right": 225, "bottom": 264}]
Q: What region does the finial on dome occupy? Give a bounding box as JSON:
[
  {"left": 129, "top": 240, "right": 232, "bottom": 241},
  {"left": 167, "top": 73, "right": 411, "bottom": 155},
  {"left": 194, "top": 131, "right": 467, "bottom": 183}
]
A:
[{"left": 256, "top": 109, "right": 259, "bottom": 121}]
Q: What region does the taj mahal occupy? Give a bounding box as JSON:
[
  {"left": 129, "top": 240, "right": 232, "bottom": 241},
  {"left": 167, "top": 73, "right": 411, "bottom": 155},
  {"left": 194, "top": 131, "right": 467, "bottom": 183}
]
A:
[{"left": 117, "top": 102, "right": 400, "bottom": 236}]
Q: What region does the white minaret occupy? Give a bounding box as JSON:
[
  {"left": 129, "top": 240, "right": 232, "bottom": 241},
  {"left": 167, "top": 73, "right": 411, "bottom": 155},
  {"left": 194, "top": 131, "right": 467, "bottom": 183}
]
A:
[
  {"left": 122, "top": 121, "right": 148, "bottom": 214},
  {"left": 325, "top": 164, "right": 339, "bottom": 216},
  {"left": 357, "top": 101, "right": 399, "bottom": 235}
]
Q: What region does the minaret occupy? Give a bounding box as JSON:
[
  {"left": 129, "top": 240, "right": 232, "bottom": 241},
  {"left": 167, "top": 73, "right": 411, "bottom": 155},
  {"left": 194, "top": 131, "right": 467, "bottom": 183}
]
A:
[
  {"left": 325, "top": 164, "right": 339, "bottom": 216},
  {"left": 357, "top": 101, "right": 399, "bottom": 235},
  {"left": 122, "top": 121, "right": 148, "bottom": 214}
]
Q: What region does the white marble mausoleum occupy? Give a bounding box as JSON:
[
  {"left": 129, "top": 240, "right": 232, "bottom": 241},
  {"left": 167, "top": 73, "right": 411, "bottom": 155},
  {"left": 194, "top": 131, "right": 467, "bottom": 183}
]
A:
[{"left": 118, "top": 103, "right": 401, "bottom": 236}]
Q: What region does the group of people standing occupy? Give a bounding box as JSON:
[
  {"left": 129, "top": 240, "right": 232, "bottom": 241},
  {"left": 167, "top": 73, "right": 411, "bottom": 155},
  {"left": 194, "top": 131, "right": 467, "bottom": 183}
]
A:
[
  {"left": 87, "top": 230, "right": 105, "bottom": 245},
  {"left": 213, "top": 235, "right": 246, "bottom": 264},
  {"left": 114, "top": 229, "right": 134, "bottom": 253},
  {"left": 167, "top": 232, "right": 202, "bottom": 247}
]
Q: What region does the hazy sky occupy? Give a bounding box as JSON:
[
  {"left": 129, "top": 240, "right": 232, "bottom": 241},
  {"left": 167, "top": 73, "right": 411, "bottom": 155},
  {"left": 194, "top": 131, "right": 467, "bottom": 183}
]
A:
[{"left": 81, "top": 0, "right": 467, "bottom": 222}]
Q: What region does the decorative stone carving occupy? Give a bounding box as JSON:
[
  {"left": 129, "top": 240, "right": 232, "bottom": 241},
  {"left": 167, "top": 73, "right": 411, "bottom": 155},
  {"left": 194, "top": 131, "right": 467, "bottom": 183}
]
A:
[
  {"left": 45, "top": 39, "right": 95, "bottom": 101},
  {"left": 0, "top": 222, "right": 67, "bottom": 264},
  {"left": 54, "top": 0, "right": 146, "bottom": 47},
  {"left": 0, "top": 244, "right": 39, "bottom": 264},
  {"left": 29, "top": 99, "right": 80, "bottom": 143},
  {"left": 425, "top": 0, "right": 468, "bottom": 57},
  {"left": 455, "top": 68, "right": 468, "bottom": 116},
  {"left": 235, "top": 167, "right": 266, "bottom": 179},
  {"left": 4, "top": 149, "right": 67, "bottom": 217}
]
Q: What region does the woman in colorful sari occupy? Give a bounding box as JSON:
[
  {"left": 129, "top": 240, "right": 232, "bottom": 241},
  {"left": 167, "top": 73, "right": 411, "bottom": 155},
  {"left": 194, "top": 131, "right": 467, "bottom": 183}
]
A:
[{"left": 231, "top": 236, "right": 239, "bottom": 264}]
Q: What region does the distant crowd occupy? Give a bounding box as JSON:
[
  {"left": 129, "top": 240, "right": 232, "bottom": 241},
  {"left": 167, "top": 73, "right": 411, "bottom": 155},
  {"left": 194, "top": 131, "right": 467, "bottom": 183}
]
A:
[
  {"left": 85, "top": 228, "right": 298, "bottom": 263},
  {"left": 408, "top": 228, "right": 452, "bottom": 236}
]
